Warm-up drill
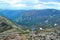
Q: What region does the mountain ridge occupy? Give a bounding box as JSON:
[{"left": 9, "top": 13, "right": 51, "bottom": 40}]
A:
[{"left": 0, "top": 9, "right": 60, "bottom": 29}]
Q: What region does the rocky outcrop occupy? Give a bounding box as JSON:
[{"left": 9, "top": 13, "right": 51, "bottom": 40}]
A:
[{"left": 4, "top": 33, "right": 27, "bottom": 40}]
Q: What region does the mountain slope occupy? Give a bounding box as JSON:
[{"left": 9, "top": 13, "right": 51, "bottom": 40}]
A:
[
  {"left": 0, "top": 16, "right": 23, "bottom": 32},
  {"left": 0, "top": 9, "right": 60, "bottom": 28},
  {"left": 15, "top": 9, "right": 60, "bottom": 28}
]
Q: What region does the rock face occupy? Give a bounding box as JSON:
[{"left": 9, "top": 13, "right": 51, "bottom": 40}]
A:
[
  {"left": 3, "top": 32, "right": 60, "bottom": 40},
  {"left": 4, "top": 33, "right": 27, "bottom": 40}
]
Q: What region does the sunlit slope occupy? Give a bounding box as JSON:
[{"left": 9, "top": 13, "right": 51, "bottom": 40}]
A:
[
  {"left": 0, "top": 16, "right": 25, "bottom": 39},
  {"left": 0, "top": 16, "right": 24, "bottom": 33}
]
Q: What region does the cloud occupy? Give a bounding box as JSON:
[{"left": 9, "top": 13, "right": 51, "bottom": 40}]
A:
[
  {"left": 0, "top": 0, "right": 60, "bottom": 10},
  {"left": 41, "top": 2, "right": 60, "bottom": 5},
  {"left": 33, "top": 4, "right": 45, "bottom": 9},
  {"left": 33, "top": 2, "right": 60, "bottom": 9},
  {"left": 11, "top": 4, "right": 27, "bottom": 8},
  {"left": 0, "top": 0, "right": 28, "bottom": 9},
  {"left": 26, "top": 0, "right": 39, "bottom": 4},
  {"left": 0, "top": 0, "right": 22, "bottom": 4}
]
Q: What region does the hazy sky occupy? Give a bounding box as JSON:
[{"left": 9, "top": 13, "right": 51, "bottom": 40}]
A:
[{"left": 0, "top": 0, "right": 60, "bottom": 10}]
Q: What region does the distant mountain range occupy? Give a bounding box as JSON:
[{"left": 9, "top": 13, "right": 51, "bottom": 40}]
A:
[{"left": 0, "top": 9, "right": 60, "bottom": 29}]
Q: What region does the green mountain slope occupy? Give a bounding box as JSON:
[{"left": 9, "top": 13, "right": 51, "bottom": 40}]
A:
[{"left": 0, "top": 16, "right": 24, "bottom": 39}]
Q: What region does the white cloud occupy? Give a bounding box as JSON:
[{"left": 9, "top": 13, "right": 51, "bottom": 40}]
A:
[
  {"left": 0, "top": 0, "right": 23, "bottom": 4},
  {"left": 0, "top": 0, "right": 60, "bottom": 9},
  {"left": 11, "top": 4, "right": 27, "bottom": 8},
  {"left": 0, "top": 0, "right": 27, "bottom": 8},
  {"left": 26, "top": 0, "right": 39, "bottom": 4},
  {"left": 33, "top": 2, "right": 60, "bottom": 9},
  {"left": 41, "top": 2, "right": 60, "bottom": 4},
  {"left": 33, "top": 4, "right": 45, "bottom": 9}
]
